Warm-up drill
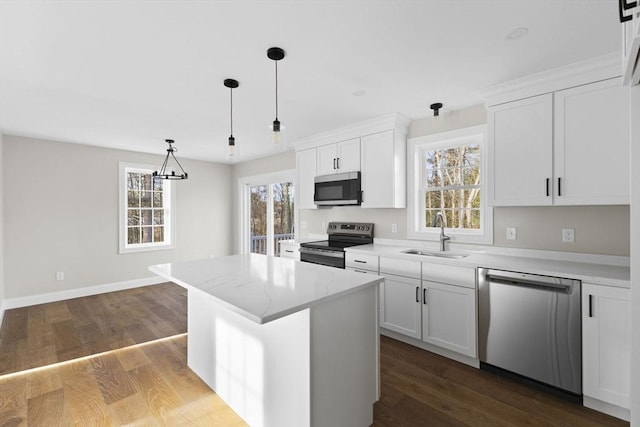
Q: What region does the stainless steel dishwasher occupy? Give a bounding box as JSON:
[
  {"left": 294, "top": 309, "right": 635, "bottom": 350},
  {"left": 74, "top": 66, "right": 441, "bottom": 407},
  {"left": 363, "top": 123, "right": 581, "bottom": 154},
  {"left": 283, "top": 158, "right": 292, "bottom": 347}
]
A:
[{"left": 478, "top": 268, "right": 581, "bottom": 397}]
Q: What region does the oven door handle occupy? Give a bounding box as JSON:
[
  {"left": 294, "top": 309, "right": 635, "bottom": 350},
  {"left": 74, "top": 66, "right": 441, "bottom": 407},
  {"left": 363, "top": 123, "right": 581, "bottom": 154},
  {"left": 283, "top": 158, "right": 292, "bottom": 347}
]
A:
[{"left": 299, "top": 247, "right": 345, "bottom": 258}]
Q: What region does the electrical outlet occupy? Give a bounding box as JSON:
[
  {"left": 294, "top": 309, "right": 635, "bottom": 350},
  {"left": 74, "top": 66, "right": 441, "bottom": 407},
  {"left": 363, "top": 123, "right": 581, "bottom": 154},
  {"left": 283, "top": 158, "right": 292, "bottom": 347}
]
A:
[
  {"left": 506, "top": 227, "right": 517, "bottom": 241},
  {"left": 391, "top": 223, "right": 398, "bottom": 233},
  {"left": 56, "top": 272, "right": 64, "bottom": 281},
  {"left": 562, "top": 228, "right": 575, "bottom": 243}
]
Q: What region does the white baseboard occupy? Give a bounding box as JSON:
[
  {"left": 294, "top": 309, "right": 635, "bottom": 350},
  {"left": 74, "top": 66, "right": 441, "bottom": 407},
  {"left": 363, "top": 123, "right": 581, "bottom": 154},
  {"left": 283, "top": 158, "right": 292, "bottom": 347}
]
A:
[
  {"left": 1, "top": 276, "right": 165, "bottom": 314},
  {"left": 0, "top": 299, "right": 6, "bottom": 334},
  {"left": 583, "top": 396, "right": 630, "bottom": 422}
]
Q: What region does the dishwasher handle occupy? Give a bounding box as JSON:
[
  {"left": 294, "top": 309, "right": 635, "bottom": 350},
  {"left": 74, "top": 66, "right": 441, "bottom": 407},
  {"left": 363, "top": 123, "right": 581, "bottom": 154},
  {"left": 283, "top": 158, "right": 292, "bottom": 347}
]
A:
[{"left": 484, "top": 270, "right": 577, "bottom": 294}]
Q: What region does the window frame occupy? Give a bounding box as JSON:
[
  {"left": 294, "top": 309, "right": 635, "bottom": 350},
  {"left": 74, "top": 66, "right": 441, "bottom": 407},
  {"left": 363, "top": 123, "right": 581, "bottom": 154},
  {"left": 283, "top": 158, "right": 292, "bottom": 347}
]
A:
[
  {"left": 119, "top": 162, "right": 176, "bottom": 254},
  {"left": 407, "top": 125, "right": 493, "bottom": 244}
]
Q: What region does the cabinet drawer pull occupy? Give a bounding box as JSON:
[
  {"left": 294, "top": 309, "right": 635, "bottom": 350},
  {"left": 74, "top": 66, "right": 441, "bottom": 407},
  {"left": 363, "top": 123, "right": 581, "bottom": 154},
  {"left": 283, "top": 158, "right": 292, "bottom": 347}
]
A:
[
  {"left": 354, "top": 259, "right": 366, "bottom": 264},
  {"left": 285, "top": 250, "right": 293, "bottom": 253},
  {"left": 558, "top": 177, "right": 562, "bottom": 196},
  {"left": 423, "top": 288, "right": 427, "bottom": 305},
  {"left": 589, "top": 294, "right": 593, "bottom": 317},
  {"left": 353, "top": 269, "right": 368, "bottom": 274},
  {"left": 546, "top": 178, "right": 550, "bottom": 197},
  {"left": 416, "top": 287, "right": 420, "bottom": 303}
]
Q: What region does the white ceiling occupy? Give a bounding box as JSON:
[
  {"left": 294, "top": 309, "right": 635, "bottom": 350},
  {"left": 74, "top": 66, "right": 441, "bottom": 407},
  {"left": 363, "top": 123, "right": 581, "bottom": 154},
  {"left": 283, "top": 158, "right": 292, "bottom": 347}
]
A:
[{"left": 0, "top": 0, "right": 622, "bottom": 163}]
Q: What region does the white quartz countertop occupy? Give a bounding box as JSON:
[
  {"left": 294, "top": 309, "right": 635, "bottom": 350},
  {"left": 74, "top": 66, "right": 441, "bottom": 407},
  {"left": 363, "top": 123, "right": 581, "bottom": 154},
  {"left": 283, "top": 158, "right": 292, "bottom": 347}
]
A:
[
  {"left": 149, "top": 253, "right": 383, "bottom": 324},
  {"left": 346, "top": 244, "right": 630, "bottom": 288}
]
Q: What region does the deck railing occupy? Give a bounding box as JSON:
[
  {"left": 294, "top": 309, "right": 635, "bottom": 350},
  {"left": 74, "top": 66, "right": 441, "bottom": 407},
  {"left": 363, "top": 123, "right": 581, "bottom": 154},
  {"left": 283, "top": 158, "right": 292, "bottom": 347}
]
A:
[{"left": 250, "top": 233, "right": 294, "bottom": 256}]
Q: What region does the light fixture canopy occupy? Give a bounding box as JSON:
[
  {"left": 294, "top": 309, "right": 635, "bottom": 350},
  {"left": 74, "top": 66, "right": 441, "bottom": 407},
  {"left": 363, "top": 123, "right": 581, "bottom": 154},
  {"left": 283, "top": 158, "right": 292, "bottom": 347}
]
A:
[
  {"left": 430, "top": 102, "right": 443, "bottom": 117},
  {"left": 224, "top": 78, "right": 239, "bottom": 160},
  {"left": 153, "top": 139, "right": 188, "bottom": 180},
  {"left": 268, "top": 47, "right": 285, "bottom": 145}
]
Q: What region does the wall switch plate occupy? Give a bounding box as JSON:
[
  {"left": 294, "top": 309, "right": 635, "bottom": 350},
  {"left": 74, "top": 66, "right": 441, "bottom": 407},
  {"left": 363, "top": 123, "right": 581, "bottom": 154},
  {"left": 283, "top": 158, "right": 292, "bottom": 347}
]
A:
[
  {"left": 391, "top": 223, "right": 398, "bottom": 233},
  {"left": 562, "top": 228, "right": 575, "bottom": 243},
  {"left": 56, "top": 272, "right": 64, "bottom": 281},
  {"left": 506, "top": 227, "right": 517, "bottom": 240}
]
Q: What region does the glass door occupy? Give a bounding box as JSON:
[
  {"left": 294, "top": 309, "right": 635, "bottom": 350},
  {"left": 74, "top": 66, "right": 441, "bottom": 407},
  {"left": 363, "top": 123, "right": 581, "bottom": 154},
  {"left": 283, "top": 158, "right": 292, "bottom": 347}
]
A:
[{"left": 243, "top": 172, "right": 295, "bottom": 256}]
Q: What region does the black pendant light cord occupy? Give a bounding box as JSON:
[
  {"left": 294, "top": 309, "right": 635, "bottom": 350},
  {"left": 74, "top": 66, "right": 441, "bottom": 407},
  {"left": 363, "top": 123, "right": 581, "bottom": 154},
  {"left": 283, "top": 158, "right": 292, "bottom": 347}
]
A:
[
  {"left": 274, "top": 60, "right": 279, "bottom": 120},
  {"left": 230, "top": 85, "right": 234, "bottom": 137}
]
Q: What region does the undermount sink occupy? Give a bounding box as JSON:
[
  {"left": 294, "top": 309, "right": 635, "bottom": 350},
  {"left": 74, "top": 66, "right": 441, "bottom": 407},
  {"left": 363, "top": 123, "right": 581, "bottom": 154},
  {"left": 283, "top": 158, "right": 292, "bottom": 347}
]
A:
[{"left": 401, "top": 249, "right": 469, "bottom": 259}]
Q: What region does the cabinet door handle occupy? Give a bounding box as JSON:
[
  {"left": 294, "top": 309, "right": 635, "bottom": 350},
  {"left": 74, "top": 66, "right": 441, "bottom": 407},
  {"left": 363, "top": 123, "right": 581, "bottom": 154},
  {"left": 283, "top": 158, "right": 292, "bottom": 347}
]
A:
[
  {"left": 416, "top": 286, "right": 420, "bottom": 303},
  {"left": 333, "top": 158, "right": 337, "bottom": 169},
  {"left": 337, "top": 157, "right": 340, "bottom": 169},
  {"left": 546, "top": 178, "right": 550, "bottom": 197},
  {"left": 558, "top": 177, "right": 562, "bottom": 196},
  {"left": 423, "top": 288, "right": 427, "bottom": 305},
  {"left": 589, "top": 294, "right": 593, "bottom": 317}
]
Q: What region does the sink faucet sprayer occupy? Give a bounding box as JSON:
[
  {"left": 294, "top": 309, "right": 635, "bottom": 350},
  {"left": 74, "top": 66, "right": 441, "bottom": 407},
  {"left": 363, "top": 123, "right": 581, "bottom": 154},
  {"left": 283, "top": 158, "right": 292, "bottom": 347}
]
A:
[{"left": 432, "top": 212, "right": 450, "bottom": 251}]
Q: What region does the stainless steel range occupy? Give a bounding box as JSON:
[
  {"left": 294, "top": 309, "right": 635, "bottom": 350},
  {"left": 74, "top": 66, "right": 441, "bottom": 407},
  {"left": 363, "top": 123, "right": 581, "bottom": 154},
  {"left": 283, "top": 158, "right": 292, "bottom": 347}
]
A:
[{"left": 299, "top": 222, "right": 374, "bottom": 269}]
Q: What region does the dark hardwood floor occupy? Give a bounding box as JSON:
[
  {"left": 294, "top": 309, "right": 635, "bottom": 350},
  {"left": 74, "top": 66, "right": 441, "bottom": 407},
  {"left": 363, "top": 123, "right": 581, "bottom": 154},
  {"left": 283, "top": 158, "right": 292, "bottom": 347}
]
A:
[{"left": 0, "top": 283, "right": 629, "bottom": 426}]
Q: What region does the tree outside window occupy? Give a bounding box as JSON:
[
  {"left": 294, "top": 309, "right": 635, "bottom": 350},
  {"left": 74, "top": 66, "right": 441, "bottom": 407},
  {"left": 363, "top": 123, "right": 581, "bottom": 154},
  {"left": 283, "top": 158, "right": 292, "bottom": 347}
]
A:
[
  {"left": 407, "top": 125, "right": 492, "bottom": 244},
  {"left": 119, "top": 163, "right": 174, "bottom": 253}
]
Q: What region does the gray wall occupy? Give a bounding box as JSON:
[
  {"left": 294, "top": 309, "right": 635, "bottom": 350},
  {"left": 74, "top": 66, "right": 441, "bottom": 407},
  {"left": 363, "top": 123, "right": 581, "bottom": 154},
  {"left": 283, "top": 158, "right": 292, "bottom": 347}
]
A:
[
  {"left": 0, "top": 132, "right": 4, "bottom": 308},
  {"left": 230, "top": 150, "right": 297, "bottom": 254},
  {"left": 3, "top": 135, "right": 233, "bottom": 299},
  {"left": 298, "top": 105, "right": 630, "bottom": 256},
  {"left": 629, "top": 82, "right": 639, "bottom": 424}
]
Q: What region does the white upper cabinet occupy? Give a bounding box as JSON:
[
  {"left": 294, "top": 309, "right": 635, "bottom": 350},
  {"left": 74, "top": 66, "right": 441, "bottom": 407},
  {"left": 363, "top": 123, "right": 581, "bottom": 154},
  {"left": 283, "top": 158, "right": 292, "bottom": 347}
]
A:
[
  {"left": 361, "top": 130, "right": 406, "bottom": 208},
  {"left": 488, "top": 94, "right": 553, "bottom": 206},
  {"left": 553, "top": 78, "right": 630, "bottom": 205},
  {"left": 488, "top": 78, "right": 630, "bottom": 206},
  {"left": 317, "top": 138, "right": 360, "bottom": 175},
  {"left": 294, "top": 113, "right": 410, "bottom": 209},
  {"left": 296, "top": 148, "right": 317, "bottom": 210}
]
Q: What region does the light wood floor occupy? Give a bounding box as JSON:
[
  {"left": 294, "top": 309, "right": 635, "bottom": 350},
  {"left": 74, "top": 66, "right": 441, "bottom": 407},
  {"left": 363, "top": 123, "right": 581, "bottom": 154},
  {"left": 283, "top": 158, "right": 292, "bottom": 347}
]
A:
[
  {"left": 0, "top": 284, "right": 629, "bottom": 426},
  {"left": 0, "top": 282, "right": 187, "bottom": 375}
]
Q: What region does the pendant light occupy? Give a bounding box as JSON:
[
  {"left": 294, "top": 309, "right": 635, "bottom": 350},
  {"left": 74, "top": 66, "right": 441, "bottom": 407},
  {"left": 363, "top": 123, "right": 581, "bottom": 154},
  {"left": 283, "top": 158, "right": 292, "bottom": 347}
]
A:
[
  {"left": 267, "top": 47, "right": 285, "bottom": 145},
  {"left": 153, "top": 139, "right": 188, "bottom": 180},
  {"left": 224, "top": 78, "right": 239, "bottom": 160},
  {"left": 430, "top": 102, "right": 443, "bottom": 117}
]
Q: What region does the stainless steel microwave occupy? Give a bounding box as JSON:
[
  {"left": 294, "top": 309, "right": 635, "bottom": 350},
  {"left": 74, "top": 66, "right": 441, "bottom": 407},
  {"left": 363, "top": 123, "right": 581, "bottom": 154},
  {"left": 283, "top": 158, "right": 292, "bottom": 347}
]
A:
[{"left": 314, "top": 172, "right": 362, "bottom": 206}]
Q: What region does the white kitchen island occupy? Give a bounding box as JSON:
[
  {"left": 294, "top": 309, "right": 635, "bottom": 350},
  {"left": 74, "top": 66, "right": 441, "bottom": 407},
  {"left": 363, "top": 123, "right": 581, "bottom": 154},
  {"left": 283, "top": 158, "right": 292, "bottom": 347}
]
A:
[{"left": 149, "top": 253, "right": 383, "bottom": 427}]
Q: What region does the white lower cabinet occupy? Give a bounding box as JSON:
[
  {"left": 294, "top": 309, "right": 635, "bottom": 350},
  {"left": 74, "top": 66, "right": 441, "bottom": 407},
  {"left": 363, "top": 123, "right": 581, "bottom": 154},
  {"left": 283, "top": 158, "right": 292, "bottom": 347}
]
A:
[
  {"left": 279, "top": 241, "right": 300, "bottom": 260},
  {"left": 378, "top": 257, "right": 477, "bottom": 359},
  {"left": 379, "top": 273, "right": 421, "bottom": 339},
  {"left": 582, "top": 283, "right": 630, "bottom": 419},
  {"left": 421, "top": 280, "right": 477, "bottom": 358}
]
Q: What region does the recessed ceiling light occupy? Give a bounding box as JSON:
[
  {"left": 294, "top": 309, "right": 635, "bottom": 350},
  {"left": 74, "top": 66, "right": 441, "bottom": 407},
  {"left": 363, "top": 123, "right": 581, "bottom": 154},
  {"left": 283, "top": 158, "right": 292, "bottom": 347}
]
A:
[
  {"left": 506, "top": 27, "right": 528, "bottom": 41},
  {"left": 352, "top": 89, "right": 367, "bottom": 97}
]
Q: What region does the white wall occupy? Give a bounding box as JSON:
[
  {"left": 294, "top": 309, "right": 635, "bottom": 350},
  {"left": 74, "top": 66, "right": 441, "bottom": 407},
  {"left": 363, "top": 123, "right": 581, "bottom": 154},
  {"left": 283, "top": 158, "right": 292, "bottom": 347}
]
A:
[
  {"left": 629, "top": 83, "right": 639, "bottom": 426},
  {"left": 3, "top": 135, "right": 233, "bottom": 299},
  {"left": 231, "top": 150, "right": 297, "bottom": 254},
  {"left": 297, "top": 105, "right": 630, "bottom": 256}
]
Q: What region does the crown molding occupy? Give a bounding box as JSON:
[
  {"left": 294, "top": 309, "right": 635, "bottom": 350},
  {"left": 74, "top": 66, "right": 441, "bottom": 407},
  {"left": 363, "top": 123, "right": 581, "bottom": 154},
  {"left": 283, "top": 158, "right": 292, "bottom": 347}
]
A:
[
  {"left": 292, "top": 112, "right": 411, "bottom": 151},
  {"left": 481, "top": 52, "right": 622, "bottom": 106}
]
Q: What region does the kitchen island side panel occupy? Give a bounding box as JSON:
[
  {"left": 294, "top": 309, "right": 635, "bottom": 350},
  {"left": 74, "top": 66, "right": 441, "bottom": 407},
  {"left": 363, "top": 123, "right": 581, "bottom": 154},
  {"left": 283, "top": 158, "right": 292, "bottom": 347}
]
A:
[
  {"left": 187, "top": 287, "right": 312, "bottom": 427},
  {"left": 310, "top": 284, "right": 379, "bottom": 427}
]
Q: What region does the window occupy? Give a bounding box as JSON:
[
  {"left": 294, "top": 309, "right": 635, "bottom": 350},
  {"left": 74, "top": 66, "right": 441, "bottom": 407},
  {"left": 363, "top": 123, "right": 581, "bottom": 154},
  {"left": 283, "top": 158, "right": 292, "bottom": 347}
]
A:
[
  {"left": 119, "top": 163, "right": 175, "bottom": 253},
  {"left": 407, "top": 125, "right": 492, "bottom": 244},
  {"left": 239, "top": 171, "right": 296, "bottom": 256}
]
